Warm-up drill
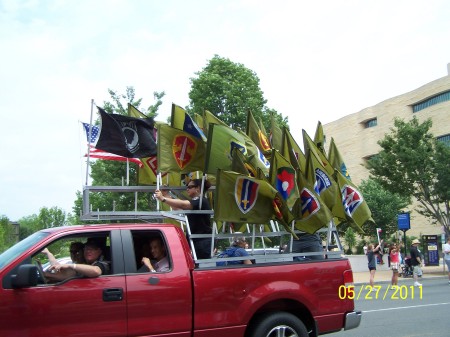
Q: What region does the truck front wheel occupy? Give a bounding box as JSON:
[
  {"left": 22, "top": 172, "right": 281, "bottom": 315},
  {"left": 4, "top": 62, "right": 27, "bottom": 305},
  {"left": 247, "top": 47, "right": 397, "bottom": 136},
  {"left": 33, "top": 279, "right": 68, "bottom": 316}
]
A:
[{"left": 249, "top": 312, "right": 309, "bottom": 337}]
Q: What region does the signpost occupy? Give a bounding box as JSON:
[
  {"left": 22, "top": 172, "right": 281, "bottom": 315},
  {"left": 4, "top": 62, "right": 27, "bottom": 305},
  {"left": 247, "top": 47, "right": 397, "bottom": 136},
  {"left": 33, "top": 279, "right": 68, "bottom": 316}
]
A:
[{"left": 398, "top": 213, "right": 410, "bottom": 257}]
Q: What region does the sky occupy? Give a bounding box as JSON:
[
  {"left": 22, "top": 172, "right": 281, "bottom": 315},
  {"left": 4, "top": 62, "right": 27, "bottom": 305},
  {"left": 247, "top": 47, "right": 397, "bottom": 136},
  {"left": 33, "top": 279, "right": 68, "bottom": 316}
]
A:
[{"left": 1, "top": 0, "right": 449, "bottom": 221}]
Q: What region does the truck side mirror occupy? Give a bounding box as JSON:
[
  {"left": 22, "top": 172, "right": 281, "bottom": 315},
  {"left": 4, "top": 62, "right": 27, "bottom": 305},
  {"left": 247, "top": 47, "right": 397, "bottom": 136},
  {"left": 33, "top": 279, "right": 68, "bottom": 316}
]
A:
[{"left": 11, "top": 264, "right": 38, "bottom": 288}]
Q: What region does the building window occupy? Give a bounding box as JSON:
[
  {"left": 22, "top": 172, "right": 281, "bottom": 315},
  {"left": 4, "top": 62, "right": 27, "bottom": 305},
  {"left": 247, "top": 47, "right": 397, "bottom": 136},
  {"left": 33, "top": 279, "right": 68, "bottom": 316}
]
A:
[
  {"left": 437, "top": 134, "right": 450, "bottom": 146},
  {"left": 413, "top": 90, "right": 450, "bottom": 112},
  {"left": 364, "top": 118, "right": 377, "bottom": 128}
]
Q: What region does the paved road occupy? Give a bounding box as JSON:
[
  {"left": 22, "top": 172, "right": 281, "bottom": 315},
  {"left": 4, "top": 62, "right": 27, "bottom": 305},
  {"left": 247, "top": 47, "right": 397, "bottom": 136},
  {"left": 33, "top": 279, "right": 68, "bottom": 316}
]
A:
[{"left": 332, "top": 278, "right": 450, "bottom": 337}]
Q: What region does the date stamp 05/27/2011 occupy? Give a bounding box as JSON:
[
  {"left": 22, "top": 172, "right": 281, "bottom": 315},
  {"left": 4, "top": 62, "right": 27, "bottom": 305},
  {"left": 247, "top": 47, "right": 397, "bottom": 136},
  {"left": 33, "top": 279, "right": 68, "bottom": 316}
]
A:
[{"left": 339, "top": 285, "right": 423, "bottom": 300}]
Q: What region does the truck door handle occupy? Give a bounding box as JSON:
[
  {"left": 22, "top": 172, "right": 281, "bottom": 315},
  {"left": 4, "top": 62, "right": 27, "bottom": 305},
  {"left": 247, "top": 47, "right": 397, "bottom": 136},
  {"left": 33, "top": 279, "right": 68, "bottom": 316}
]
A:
[{"left": 103, "top": 288, "right": 123, "bottom": 302}]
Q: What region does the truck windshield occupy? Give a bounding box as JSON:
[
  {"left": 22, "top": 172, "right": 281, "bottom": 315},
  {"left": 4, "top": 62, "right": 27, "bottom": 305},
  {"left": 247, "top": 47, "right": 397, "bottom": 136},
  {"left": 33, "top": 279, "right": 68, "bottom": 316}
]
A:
[{"left": 0, "top": 231, "right": 50, "bottom": 270}]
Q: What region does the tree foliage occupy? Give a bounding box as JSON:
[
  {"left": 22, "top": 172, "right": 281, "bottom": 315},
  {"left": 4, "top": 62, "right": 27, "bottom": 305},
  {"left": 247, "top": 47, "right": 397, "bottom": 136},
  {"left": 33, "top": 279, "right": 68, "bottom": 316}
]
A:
[
  {"left": 0, "top": 215, "right": 15, "bottom": 252},
  {"left": 72, "top": 87, "right": 164, "bottom": 221},
  {"left": 18, "top": 207, "right": 67, "bottom": 233},
  {"left": 188, "top": 55, "right": 287, "bottom": 130},
  {"left": 368, "top": 116, "right": 450, "bottom": 235},
  {"left": 359, "top": 178, "right": 409, "bottom": 237},
  {"left": 343, "top": 227, "right": 357, "bottom": 254}
]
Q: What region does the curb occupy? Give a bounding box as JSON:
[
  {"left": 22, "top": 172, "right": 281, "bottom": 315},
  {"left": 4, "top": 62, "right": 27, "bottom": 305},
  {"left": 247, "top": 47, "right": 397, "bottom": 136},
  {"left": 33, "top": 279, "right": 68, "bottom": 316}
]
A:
[{"left": 353, "top": 272, "right": 447, "bottom": 285}]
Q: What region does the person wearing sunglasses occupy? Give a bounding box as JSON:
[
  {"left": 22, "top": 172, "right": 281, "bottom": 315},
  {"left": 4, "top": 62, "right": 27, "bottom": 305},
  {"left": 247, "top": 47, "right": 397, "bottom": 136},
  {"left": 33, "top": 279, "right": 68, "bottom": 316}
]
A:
[
  {"left": 69, "top": 242, "right": 86, "bottom": 264},
  {"left": 154, "top": 179, "right": 212, "bottom": 259}
]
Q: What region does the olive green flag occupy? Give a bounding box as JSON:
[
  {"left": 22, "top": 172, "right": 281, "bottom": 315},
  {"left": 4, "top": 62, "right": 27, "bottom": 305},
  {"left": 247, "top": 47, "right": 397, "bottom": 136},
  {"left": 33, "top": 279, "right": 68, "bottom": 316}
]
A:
[
  {"left": 205, "top": 124, "right": 270, "bottom": 177},
  {"left": 313, "top": 121, "right": 326, "bottom": 155},
  {"left": 270, "top": 114, "right": 283, "bottom": 152},
  {"left": 239, "top": 130, "right": 271, "bottom": 177},
  {"left": 215, "top": 170, "right": 295, "bottom": 234},
  {"left": 335, "top": 169, "right": 373, "bottom": 233},
  {"left": 128, "top": 103, "right": 148, "bottom": 118},
  {"left": 171, "top": 104, "right": 206, "bottom": 141},
  {"left": 157, "top": 124, "right": 206, "bottom": 174},
  {"left": 269, "top": 150, "right": 299, "bottom": 209},
  {"left": 303, "top": 129, "right": 333, "bottom": 176},
  {"left": 203, "top": 110, "right": 228, "bottom": 134},
  {"left": 205, "top": 124, "right": 247, "bottom": 174},
  {"left": 246, "top": 110, "right": 271, "bottom": 156},
  {"left": 328, "top": 137, "right": 351, "bottom": 180},
  {"left": 291, "top": 171, "right": 333, "bottom": 234},
  {"left": 305, "top": 148, "right": 347, "bottom": 222},
  {"left": 281, "top": 127, "right": 306, "bottom": 173},
  {"left": 231, "top": 148, "right": 255, "bottom": 176}
]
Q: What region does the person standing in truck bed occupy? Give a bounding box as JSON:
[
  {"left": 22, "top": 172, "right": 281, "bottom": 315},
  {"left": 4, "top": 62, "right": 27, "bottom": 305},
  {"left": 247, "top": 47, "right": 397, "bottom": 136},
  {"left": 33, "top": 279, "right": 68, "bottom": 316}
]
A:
[{"left": 154, "top": 178, "right": 213, "bottom": 259}]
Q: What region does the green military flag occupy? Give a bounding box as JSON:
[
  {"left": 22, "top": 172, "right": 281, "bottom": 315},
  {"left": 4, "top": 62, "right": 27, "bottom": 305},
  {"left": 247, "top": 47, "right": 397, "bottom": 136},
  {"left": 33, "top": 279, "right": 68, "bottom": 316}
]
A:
[
  {"left": 303, "top": 129, "right": 334, "bottom": 176},
  {"left": 335, "top": 169, "right": 373, "bottom": 232},
  {"left": 203, "top": 110, "right": 228, "bottom": 134},
  {"left": 291, "top": 171, "right": 333, "bottom": 234},
  {"left": 157, "top": 124, "right": 206, "bottom": 174},
  {"left": 171, "top": 103, "right": 207, "bottom": 141},
  {"left": 240, "top": 130, "right": 271, "bottom": 177},
  {"left": 205, "top": 124, "right": 270, "bottom": 176},
  {"left": 246, "top": 110, "right": 271, "bottom": 156},
  {"left": 128, "top": 103, "right": 148, "bottom": 119},
  {"left": 215, "top": 170, "right": 295, "bottom": 234},
  {"left": 205, "top": 124, "right": 247, "bottom": 174},
  {"left": 305, "top": 148, "right": 336, "bottom": 210},
  {"left": 270, "top": 114, "right": 283, "bottom": 152},
  {"left": 328, "top": 137, "right": 351, "bottom": 180},
  {"left": 281, "top": 127, "right": 306, "bottom": 173},
  {"left": 231, "top": 147, "right": 255, "bottom": 176},
  {"left": 269, "top": 149, "right": 299, "bottom": 209},
  {"left": 313, "top": 121, "right": 326, "bottom": 155}
]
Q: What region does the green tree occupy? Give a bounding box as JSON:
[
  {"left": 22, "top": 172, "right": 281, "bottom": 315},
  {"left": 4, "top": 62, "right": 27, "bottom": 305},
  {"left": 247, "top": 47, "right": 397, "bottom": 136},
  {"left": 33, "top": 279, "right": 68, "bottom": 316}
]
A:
[
  {"left": 359, "top": 178, "right": 410, "bottom": 238},
  {"left": 188, "top": 55, "right": 287, "bottom": 130},
  {"left": 368, "top": 116, "right": 450, "bottom": 235},
  {"left": 343, "top": 227, "right": 357, "bottom": 254},
  {"left": 73, "top": 87, "right": 165, "bottom": 221},
  {"left": 18, "top": 207, "right": 67, "bottom": 233},
  {"left": 0, "top": 215, "right": 14, "bottom": 251}
]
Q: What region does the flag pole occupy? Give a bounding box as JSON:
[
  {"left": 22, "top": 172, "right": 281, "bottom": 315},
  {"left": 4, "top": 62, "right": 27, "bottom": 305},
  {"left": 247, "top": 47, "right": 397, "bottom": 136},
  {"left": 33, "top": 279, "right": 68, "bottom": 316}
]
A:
[
  {"left": 126, "top": 159, "right": 130, "bottom": 185},
  {"left": 85, "top": 99, "right": 94, "bottom": 186}
]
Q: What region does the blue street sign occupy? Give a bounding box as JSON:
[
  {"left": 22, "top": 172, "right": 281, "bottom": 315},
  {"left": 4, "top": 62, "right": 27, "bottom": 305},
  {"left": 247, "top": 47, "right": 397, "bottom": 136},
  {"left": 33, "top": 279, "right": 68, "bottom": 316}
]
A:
[{"left": 398, "top": 213, "right": 410, "bottom": 230}]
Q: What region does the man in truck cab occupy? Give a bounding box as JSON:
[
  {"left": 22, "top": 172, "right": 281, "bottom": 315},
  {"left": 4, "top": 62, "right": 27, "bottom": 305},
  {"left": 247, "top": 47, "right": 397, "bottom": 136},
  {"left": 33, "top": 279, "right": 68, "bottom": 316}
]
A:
[
  {"left": 49, "top": 238, "right": 110, "bottom": 278},
  {"left": 139, "top": 237, "right": 170, "bottom": 272}
]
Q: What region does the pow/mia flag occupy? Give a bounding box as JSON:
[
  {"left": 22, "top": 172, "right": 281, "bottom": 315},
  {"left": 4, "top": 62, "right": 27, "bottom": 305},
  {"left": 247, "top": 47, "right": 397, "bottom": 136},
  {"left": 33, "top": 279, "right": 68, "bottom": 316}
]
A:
[{"left": 95, "top": 107, "right": 157, "bottom": 158}]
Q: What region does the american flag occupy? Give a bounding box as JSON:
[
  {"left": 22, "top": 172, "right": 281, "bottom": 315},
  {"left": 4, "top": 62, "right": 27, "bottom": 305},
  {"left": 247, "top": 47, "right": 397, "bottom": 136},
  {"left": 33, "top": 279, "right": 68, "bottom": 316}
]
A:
[
  {"left": 82, "top": 122, "right": 143, "bottom": 167},
  {"left": 82, "top": 123, "right": 99, "bottom": 143},
  {"left": 87, "top": 146, "right": 143, "bottom": 167}
]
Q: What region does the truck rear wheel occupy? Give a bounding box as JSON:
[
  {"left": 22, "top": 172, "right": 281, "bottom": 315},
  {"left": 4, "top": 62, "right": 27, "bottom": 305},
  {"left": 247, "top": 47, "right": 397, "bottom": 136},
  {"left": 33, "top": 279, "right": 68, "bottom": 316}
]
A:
[{"left": 249, "top": 312, "right": 309, "bottom": 337}]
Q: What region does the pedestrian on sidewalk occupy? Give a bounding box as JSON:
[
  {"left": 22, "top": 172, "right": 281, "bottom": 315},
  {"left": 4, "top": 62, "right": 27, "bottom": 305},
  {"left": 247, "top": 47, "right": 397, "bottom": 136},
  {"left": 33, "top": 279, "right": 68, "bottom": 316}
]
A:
[
  {"left": 443, "top": 236, "right": 450, "bottom": 285},
  {"left": 390, "top": 243, "right": 400, "bottom": 288},
  {"left": 367, "top": 240, "right": 383, "bottom": 287},
  {"left": 410, "top": 239, "right": 423, "bottom": 287}
]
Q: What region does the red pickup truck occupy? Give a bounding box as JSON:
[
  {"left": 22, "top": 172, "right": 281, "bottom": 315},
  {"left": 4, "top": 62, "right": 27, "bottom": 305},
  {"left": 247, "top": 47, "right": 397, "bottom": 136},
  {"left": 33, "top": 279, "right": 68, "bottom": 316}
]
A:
[{"left": 0, "top": 223, "right": 361, "bottom": 337}]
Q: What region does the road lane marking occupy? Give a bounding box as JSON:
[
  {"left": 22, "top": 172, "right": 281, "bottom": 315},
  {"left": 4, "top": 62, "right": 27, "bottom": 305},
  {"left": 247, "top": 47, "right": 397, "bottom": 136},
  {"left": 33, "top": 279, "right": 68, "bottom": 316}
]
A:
[{"left": 363, "top": 302, "right": 450, "bottom": 313}]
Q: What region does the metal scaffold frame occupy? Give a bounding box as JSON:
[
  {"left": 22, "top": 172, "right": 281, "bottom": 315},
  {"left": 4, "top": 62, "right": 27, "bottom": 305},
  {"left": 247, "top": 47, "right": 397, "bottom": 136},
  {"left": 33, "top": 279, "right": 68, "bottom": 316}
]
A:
[{"left": 81, "top": 185, "right": 344, "bottom": 265}]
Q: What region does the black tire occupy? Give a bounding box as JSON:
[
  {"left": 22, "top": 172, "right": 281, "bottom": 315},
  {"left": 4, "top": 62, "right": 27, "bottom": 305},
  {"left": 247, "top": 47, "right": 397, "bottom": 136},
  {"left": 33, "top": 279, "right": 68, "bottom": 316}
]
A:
[{"left": 249, "top": 312, "right": 309, "bottom": 337}]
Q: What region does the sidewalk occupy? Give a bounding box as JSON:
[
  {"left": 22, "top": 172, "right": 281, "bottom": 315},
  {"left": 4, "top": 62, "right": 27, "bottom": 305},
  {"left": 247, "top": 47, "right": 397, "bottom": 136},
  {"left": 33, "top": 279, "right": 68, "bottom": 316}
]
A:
[{"left": 352, "top": 264, "right": 448, "bottom": 284}]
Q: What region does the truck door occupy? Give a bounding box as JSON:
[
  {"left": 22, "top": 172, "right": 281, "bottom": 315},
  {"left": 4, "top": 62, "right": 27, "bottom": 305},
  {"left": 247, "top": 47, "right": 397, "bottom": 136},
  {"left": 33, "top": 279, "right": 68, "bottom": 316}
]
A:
[
  {"left": 0, "top": 230, "right": 127, "bottom": 337},
  {"left": 122, "top": 229, "right": 192, "bottom": 337}
]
